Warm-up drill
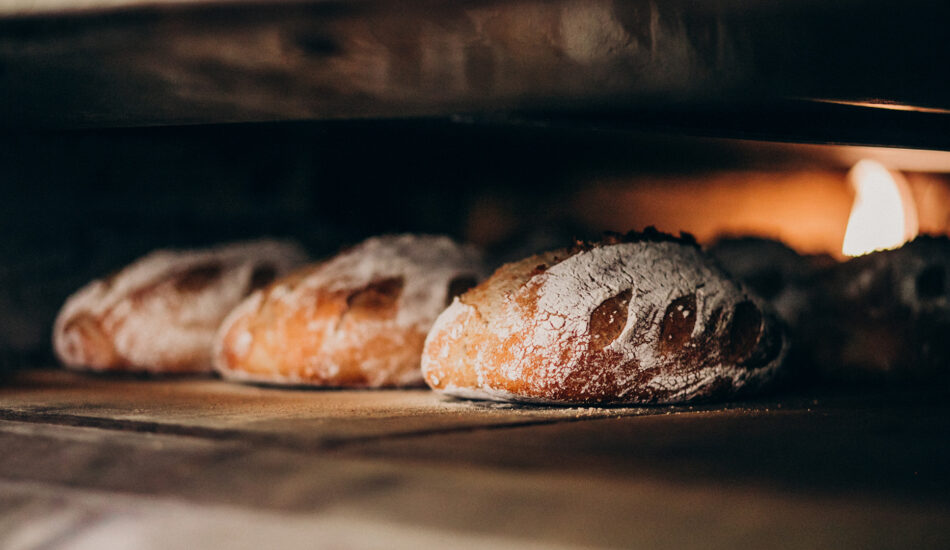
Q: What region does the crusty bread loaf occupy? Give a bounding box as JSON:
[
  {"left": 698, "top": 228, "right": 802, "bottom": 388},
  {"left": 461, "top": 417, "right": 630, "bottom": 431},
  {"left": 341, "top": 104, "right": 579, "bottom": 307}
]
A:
[
  {"left": 53, "top": 240, "right": 307, "bottom": 373},
  {"left": 213, "top": 234, "right": 486, "bottom": 387},
  {"left": 806, "top": 235, "right": 950, "bottom": 382},
  {"left": 423, "top": 229, "right": 788, "bottom": 404}
]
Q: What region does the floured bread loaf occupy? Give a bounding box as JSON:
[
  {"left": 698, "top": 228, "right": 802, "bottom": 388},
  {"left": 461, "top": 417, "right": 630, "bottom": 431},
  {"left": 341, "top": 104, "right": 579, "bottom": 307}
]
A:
[
  {"left": 53, "top": 240, "right": 307, "bottom": 373},
  {"left": 423, "top": 229, "right": 788, "bottom": 404},
  {"left": 213, "top": 234, "right": 486, "bottom": 387}
]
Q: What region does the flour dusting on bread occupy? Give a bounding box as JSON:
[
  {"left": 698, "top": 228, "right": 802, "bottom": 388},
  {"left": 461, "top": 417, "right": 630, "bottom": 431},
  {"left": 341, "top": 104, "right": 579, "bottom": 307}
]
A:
[
  {"left": 214, "top": 234, "right": 486, "bottom": 387},
  {"left": 423, "top": 231, "right": 787, "bottom": 404},
  {"left": 53, "top": 240, "right": 307, "bottom": 373}
]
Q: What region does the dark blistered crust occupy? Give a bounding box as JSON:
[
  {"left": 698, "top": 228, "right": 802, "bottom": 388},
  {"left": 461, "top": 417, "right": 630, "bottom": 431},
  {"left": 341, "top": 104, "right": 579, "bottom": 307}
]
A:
[{"left": 570, "top": 226, "right": 699, "bottom": 255}]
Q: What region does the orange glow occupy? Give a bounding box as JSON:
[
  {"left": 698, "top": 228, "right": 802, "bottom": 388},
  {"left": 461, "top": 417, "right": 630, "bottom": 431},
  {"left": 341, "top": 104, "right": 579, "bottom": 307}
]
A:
[{"left": 841, "top": 160, "right": 918, "bottom": 257}]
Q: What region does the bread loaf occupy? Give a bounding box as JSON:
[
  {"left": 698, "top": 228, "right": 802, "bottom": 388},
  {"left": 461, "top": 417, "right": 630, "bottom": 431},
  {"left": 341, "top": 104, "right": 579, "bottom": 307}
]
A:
[
  {"left": 423, "top": 229, "right": 788, "bottom": 404},
  {"left": 214, "top": 234, "right": 485, "bottom": 387},
  {"left": 806, "top": 235, "right": 950, "bottom": 382},
  {"left": 53, "top": 240, "right": 307, "bottom": 373}
]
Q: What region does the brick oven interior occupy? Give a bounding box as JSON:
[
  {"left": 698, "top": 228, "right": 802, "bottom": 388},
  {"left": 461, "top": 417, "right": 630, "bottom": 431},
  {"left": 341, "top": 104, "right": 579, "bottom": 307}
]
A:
[{"left": 1, "top": 0, "right": 949, "bottom": 548}]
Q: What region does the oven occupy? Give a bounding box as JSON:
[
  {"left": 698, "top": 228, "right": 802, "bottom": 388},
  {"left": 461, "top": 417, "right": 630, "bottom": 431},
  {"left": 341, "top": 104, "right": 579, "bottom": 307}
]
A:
[{"left": 1, "top": 1, "right": 949, "bottom": 548}]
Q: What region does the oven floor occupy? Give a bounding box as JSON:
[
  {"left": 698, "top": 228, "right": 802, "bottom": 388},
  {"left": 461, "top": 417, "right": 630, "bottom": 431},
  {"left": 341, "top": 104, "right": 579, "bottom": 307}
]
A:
[{"left": 1, "top": 369, "right": 948, "bottom": 549}]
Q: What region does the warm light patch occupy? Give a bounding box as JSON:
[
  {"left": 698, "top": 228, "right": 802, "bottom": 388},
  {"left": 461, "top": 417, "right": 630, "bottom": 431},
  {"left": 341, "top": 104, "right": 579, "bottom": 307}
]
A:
[{"left": 842, "top": 160, "right": 918, "bottom": 257}]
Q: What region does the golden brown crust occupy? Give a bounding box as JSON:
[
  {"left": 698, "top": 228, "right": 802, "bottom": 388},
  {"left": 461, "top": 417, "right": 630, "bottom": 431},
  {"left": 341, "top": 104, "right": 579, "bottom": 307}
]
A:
[
  {"left": 214, "top": 234, "right": 485, "bottom": 388},
  {"left": 215, "top": 268, "right": 427, "bottom": 386}
]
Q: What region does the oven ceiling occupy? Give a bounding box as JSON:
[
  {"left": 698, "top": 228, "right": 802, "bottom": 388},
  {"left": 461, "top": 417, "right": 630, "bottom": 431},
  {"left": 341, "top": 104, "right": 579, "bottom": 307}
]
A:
[{"left": 0, "top": 0, "right": 948, "bottom": 147}]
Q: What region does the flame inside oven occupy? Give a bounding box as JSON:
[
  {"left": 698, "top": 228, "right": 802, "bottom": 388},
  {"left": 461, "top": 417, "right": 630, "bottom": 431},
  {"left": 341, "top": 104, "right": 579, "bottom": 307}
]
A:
[{"left": 841, "top": 160, "right": 919, "bottom": 257}]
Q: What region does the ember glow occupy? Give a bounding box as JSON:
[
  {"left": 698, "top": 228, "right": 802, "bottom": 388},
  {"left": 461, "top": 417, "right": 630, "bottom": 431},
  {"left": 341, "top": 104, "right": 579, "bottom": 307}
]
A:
[{"left": 841, "top": 160, "right": 918, "bottom": 257}]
